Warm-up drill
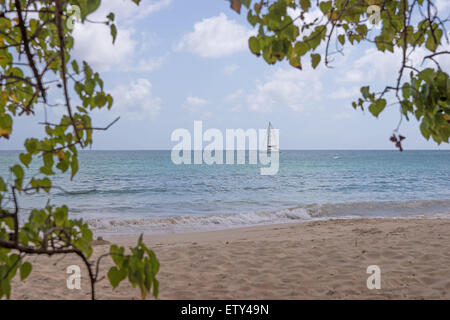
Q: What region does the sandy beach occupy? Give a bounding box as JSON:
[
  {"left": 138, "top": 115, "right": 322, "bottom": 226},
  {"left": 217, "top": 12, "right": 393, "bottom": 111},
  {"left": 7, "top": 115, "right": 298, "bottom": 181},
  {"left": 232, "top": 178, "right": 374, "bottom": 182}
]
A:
[{"left": 10, "top": 218, "right": 450, "bottom": 300}]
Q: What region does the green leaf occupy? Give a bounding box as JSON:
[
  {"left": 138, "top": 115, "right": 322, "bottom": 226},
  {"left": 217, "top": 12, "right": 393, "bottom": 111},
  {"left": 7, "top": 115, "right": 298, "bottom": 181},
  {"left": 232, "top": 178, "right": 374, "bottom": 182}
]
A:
[
  {"left": 94, "top": 93, "right": 107, "bottom": 107},
  {"left": 110, "top": 24, "right": 117, "bottom": 44},
  {"left": 420, "top": 121, "right": 431, "bottom": 139},
  {"left": 338, "top": 34, "right": 345, "bottom": 45},
  {"left": 1, "top": 279, "right": 11, "bottom": 299},
  {"left": 294, "top": 42, "right": 309, "bottom": 57},
  {"left": 289, "top": 53, "right": 302, "bottom": 69},
  {"left": 20, "top": 262, "right": 32, "bottom": 280},
  {"left": 319, "top": 1, "right": 332, "bottom": 13},
  {"left": 311, "top": 53, "right": 321, "bottom": 69},
  {"left": 108, "top": 267, "right": 121, "bottom": 288},
  {"left": 300, "top": 0, "right": 311, "bottom": 11},
  {"left": 19, "top": 153, "right": 31, "bottom": 167},
  {"left": 43, "top": 153, "right": 54, "bottom": 169},
  {"left": 40, "top": 166, "right": 54, "bottom": 176},
  {"left": 0, "top": 177, "right": 6, "bottom": 192},
  {"left": 360, "top": 86, "right": 370, "bottom": 99},
  {"left": 71, "top": 156, "right": 79, "bottom": 180},
  {"left": 86, "top": 0, "right": 101, "bottom": 15},
  {"left": 0, "top": 113, "right": 12, "bottom": 139},
  {"left": 85, "top": 80, "right": 96, "bottom": 96},
  {"left": 11, "top": 164, "right": 24, "bottom": 188},
  {"left": 402, "top": 83, "right": 411, "bottom": 99},
  {"left": 106, "top": 95, "right": 114, "bottom": 109},
  {"left": 248, "top": 36, "right": 260, "bottom": 55},
  {"left": 41, "top": 178, "right": 52, "bottom": 193},
  {"left": 110, "top": 244, "right": 125, "bottom": 266},
  {"left": 72, "top": 60, "right": 79, "bottom": 74},
  {"left": 369, "top": 99, "right": 387, "bottom": 117},
  {"left": 241, "top": 0, "right": 250, "bottom": 8},
  {"left": 24, "top": 138, "right": 39, "bottom": 154},
  {"left": 152, "top": 278, "right": 159, "bottom": 298},
  {"left": 76, "top": 0, "right": 89, "bottom": 20}
]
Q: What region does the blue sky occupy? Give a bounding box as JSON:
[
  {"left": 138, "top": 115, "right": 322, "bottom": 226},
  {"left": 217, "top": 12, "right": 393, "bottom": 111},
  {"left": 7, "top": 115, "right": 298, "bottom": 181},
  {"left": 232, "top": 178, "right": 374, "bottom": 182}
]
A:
[{"left": 2, "top": 0, "right": 450, "bottom": 150}]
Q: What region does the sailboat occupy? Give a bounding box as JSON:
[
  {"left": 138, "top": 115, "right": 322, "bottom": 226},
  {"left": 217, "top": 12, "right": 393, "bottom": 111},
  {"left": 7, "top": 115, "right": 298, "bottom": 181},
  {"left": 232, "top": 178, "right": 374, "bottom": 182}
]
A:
[{"left": 267, "top": 122, "right": 279, "bottom": 153}]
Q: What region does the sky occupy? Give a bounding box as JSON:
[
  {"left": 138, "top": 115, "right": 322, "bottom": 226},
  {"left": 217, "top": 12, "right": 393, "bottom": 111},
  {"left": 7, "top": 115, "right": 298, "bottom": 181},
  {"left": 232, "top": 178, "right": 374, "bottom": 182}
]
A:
[{"left": 2, "top": 0, "right": 450, "bottom": 150}]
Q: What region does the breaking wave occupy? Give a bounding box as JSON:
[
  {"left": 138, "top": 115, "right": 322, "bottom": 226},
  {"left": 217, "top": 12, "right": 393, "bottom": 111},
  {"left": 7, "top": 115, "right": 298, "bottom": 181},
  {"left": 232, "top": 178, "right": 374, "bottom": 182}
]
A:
[{"left": 88, "top": 199, "right": 450, "bottom": 235}]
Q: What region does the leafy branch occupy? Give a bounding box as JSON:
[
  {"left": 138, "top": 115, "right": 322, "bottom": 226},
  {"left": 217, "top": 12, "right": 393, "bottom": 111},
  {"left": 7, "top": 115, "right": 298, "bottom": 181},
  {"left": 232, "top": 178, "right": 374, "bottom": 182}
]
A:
[
  {"left": 231, "top": 0, "right": 450, "bottom": 149},
  {"left": 0, "top": 0, "right": 159, "bottom": 300}
]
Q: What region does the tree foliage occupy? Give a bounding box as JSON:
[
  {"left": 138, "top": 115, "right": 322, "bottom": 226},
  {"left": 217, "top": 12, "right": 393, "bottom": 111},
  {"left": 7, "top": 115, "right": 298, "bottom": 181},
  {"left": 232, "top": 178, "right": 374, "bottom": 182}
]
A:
[
  {"left": 0, "top": 0, "right": 158, "bottom": 299},
  {"left": 230, "top": 0, "right": 450, "bottom": 149}
]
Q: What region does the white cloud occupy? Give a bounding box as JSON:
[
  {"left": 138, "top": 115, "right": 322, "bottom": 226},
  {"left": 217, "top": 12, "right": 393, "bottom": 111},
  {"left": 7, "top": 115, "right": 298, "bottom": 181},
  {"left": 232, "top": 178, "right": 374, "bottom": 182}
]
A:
[
  {"left": 225, "top": 89, "right": 244, "bottom": 102},
  {"left": 223, "top": 64, "right": 239, "bottom": 75},
  {"left": 87, "top": 0, "right": 172, "bottom": 23},
  {"left": 224, "top": 89, "right": 245, "bottom": 112},
  {"left": 73, "top": 23, "right": 136, "bottom": 72},
  {"left": 247, "top": 68, "right": 323, "bottom": 113},
  {"left": 329, "top": 86, "right": 360, "bottom": 99},
  {"left": 436, "top": 0, "right": 450, "bottom": 12},
  {"left": 73, "top": 24, "right": 166, "bottom": 72},
  {"left": 176, "top": 13, "right": 255, "bottom": 58},
  {"left": 134, "top": 0, "right": 172, "bottom": 20},
  {"left": 183, "top": 96, "right": 210, "bottom": 112},
  {"left": 111, "top": 79, "right": 161, "bottom": 120},
  {"left": 336, "top": 44, "right": 449, "bottom": 85},
  {"left": 72, "top": 0, "right": 171, "bottom": 72},
  {"left": 122, "top": 56, "right": 166, "bottom": 72},
  {"left": 334, "top": 112, "right": 353, "bottom": 120},
  {"left": 336, "top": 48, "right": 401, "bottom": 83}
]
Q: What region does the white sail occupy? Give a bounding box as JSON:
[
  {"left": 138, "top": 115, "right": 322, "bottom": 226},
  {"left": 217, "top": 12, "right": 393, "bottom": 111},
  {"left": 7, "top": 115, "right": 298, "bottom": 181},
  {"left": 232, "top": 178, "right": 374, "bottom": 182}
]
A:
[{"left": 267, "top": 122, "right": 279, "bottom": 152}]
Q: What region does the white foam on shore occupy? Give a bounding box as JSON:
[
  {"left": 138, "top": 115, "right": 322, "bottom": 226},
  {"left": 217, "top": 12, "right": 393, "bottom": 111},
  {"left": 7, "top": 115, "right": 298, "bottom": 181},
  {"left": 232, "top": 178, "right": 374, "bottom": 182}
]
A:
[
  {"left": 88, "top": 199, "right": 450, "bottom": 235},
  {"left": 88, "top": 207, "right": 318, "bottom": 235}
]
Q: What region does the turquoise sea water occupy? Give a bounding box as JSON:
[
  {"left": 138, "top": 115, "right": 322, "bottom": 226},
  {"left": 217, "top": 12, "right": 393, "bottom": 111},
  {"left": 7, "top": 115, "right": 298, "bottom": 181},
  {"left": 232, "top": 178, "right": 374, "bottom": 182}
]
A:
[{"left": 0, "top": 150, "right": 449, "bottom": 234}]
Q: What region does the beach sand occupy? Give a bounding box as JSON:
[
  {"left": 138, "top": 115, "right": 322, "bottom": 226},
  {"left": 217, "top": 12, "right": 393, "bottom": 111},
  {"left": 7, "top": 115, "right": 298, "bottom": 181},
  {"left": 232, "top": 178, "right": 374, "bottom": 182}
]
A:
[{"left": 10, "top": 218, "right": 450, "bottom": 300}]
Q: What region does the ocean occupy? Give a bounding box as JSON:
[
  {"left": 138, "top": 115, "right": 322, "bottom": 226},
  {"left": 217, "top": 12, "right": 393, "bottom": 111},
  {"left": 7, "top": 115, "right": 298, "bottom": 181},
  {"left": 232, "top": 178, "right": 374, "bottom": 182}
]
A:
[{"left": 0, "top": 150, "right": 449, "bottom": 234}]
